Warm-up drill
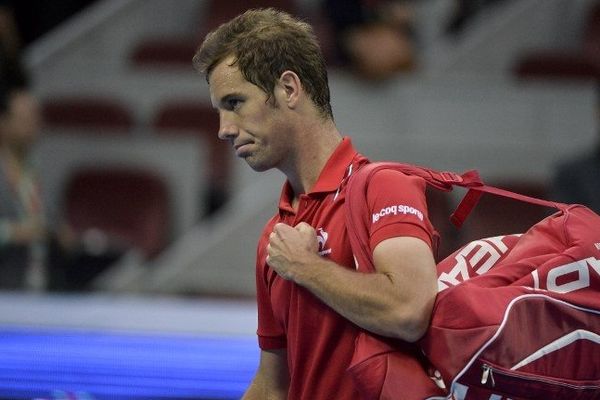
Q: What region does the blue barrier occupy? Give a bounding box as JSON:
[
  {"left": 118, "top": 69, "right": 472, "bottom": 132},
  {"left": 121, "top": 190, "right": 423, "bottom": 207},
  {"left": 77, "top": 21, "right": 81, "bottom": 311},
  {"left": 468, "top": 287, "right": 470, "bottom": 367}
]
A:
[{"left": 0, "top": 327, "right": 258, "bottom": 400}]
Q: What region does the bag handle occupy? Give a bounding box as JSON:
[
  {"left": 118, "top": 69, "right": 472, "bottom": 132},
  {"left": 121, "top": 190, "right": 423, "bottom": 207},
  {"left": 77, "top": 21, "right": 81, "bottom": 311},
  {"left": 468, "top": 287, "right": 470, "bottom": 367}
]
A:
[
  {"left": 450, "top": 185, "right": 568, "bottom": 227},
  {"left": 358, "top": 162, "right": 569, "bottom": 228}
]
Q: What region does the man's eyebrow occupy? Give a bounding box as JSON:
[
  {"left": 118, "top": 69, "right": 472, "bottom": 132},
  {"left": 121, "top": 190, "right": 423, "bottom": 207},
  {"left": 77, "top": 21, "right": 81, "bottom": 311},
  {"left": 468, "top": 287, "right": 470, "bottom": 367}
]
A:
[{"left": 219, "top": 93, "right": 244, "bottom": 106}]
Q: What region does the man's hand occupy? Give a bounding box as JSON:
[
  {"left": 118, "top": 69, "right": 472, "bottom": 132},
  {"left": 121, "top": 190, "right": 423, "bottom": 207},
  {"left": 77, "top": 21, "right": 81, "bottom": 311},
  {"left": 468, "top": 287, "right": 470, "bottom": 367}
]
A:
[{"left": 266, "top": 222, "right": 320, "bottom": 281}]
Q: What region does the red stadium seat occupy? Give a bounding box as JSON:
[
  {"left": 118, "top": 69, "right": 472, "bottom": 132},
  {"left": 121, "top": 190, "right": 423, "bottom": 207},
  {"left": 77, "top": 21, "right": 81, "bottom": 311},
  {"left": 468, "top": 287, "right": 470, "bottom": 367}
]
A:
[
  {"left": 152, "top": 100, "right": 231, "bottom": 215},
  {"left": 130, "top": 0, "right": 299, "bottom": 69},
  {"left": 151, "top": 100, "right": 225, "bottom": 180},
  {"left": 513, "top": 3, "right": 600, "bottom": 80},
  {"left": 152, "top": 100, "right": 219, "bottom": 134},
  {"left": 130, "top": 38, "right": 199, "bottom": 69},
  {"left": 63, "top": 166, "right": 170, "bottom": 259},
  {"left": 41, "top": 96, "right": 134, "bottom": 133},
  {"left": 513, "top": 51, "right": 600, "bottom": 81}
]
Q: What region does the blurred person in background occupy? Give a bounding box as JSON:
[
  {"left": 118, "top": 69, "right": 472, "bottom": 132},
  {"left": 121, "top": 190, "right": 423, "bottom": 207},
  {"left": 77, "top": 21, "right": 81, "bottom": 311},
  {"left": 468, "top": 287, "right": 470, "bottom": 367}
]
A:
[
  {"left": 0, "top": 80, "right": 51, "bottom": 289},
  {"left": 323, "top": 0, "right": 417, "bottom": 81},
  {"left": 0, "top": 79, "right": 119, "bottom": 291},
  {"left": 0, "top": 1, "right": 46, "bottom": 289},
  {"left": 0, "top": 1, "right": 77, "bottom": 291},
  {"left": 0, "top": 0, "right": 114, "bottom": 292}
]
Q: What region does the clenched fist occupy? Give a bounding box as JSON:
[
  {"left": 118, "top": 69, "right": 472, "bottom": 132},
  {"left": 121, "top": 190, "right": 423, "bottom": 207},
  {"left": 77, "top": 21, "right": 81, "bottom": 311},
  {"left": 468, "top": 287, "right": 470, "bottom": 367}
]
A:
[{"left": 266, "top": 222, "right": 320, "bottom": 281}]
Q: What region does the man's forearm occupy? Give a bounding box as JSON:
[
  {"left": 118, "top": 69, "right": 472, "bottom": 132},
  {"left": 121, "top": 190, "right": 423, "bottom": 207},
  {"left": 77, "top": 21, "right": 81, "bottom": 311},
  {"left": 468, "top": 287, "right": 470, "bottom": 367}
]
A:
[
  {"left": 291, "top": 254, "right": 433, "bottom": 342},
  {"left": 266, "top": 223, "right": 438, "bottom": 342},
  {"left": 243, "top": 349, "right": 289, "bottom": 400}
]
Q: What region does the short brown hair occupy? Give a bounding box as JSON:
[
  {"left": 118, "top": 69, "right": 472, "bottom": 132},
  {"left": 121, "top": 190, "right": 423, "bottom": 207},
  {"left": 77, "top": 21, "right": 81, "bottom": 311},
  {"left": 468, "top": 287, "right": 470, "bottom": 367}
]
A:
[{"left": 193, "top": 8, "right": 333, "bottom": 120}]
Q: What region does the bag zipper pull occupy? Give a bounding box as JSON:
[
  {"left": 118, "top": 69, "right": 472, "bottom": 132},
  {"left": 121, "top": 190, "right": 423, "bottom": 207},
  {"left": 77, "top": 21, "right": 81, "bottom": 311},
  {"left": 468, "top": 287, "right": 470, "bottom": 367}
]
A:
[{"left": 481, "top": 364, "right": 495, "bottom": 387}]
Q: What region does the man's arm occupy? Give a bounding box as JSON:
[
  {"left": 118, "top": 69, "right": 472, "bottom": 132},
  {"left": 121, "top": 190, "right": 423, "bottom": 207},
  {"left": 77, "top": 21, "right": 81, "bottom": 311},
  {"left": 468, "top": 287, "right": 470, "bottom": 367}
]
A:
[
  {"left": 242, "top": 348, "right": 289, "bottom": 400},
  {"left": 266, "top": 223, "right": 438, "bottom": 342}
]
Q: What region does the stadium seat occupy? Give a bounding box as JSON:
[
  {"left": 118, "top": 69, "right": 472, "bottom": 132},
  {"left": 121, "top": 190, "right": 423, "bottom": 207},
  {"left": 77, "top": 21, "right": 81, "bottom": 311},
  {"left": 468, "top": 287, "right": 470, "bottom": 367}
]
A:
[
  {"left": 152, "top": 100, "right": 231, "bottom": 215},
  {"left": 513, "top": 3, "right": 600, "bottom": 80},
  {"left": 63, "top": 166, "right": 170, "bottom": 259},
  {"left": 130, "top": 37, "right": 199, "bottom": 69},
  {"left": 129, "top": 0, "right": 299, "bottom": 69},
  {"left": 41, "top": 96, "right": 134, "bottom": 133}
]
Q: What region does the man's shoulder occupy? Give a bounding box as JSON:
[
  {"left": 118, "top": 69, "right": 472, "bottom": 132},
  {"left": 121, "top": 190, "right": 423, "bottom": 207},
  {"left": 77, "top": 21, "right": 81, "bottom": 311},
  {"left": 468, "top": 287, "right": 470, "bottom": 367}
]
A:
[{"left": 353, "top": 161, "right": 426, "bottom": 188}]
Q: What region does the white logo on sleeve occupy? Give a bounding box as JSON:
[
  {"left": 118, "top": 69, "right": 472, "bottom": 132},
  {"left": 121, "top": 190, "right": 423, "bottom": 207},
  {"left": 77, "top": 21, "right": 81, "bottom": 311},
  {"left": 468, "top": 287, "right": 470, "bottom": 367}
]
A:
[
  {"left": 317, "top": 228, "right": 332, "bottom": 256},
  {"left": 372, "top": 204, "right": 424, "bottom": 223}
]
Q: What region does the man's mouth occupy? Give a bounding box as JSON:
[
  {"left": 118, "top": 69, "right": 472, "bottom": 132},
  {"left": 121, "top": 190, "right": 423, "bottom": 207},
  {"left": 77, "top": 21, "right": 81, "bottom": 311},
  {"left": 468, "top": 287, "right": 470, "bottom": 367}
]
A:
[{"left": 234, "top": 142, "right": 253, "bottom": 157}]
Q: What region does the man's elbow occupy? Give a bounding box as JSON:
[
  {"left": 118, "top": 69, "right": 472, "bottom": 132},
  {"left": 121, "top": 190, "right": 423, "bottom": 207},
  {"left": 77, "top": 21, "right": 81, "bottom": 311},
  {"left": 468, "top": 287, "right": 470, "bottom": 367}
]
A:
[
  {"left": 388, "top": 308, "right": 432, "bottom": 343},
  {"left": 401, "top": 317, "right": 430, "bottom": 342}
]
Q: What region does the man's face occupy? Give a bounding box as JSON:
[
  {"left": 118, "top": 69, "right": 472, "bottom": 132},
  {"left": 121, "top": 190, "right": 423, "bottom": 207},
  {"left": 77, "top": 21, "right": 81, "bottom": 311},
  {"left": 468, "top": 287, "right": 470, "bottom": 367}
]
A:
[
  {"left": 209, "top": 56, "right": 291, "bottom": 172},
  {"left": 0, "top": 91, "right": 41, "bottom": 150}
]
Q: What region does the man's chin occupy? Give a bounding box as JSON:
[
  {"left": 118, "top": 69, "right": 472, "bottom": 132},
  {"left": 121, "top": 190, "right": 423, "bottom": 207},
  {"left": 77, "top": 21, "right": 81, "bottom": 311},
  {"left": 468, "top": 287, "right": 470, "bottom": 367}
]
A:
[
  {"left": 245, "top": 157, "right": 272, "bottom": 172},
  {"left": 247, "top": 163, "right": 271, "bottom": 172}
]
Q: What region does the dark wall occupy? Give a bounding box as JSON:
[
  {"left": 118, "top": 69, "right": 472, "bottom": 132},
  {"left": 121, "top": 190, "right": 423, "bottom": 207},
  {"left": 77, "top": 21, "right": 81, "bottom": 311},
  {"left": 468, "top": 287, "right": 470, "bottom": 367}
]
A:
[{"left": 2, "top": 0, "right": 98, "bottom": 47}]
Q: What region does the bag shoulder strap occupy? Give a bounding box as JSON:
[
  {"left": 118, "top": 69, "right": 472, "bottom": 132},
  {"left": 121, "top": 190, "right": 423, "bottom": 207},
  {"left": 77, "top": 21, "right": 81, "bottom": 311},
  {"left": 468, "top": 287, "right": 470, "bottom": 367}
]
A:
[
  {"left": 350, "top": 162, "right": 568, "bottom": 228},
  {"left": 345, "top": 161, "right": 570, "bottom": 272}
]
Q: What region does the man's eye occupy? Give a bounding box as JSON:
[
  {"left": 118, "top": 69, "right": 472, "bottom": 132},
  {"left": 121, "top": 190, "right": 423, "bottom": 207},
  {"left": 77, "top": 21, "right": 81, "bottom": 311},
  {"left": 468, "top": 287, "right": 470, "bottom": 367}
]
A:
[{"left": 227, "top": 98, "right": 242, "bottom": 110}]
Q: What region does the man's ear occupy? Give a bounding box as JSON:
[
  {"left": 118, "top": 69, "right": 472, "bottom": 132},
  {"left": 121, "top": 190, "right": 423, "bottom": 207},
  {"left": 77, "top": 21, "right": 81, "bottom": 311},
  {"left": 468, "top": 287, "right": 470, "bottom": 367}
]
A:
[{"left": 278, "top": 70, "right": 301, "bottom": 109}]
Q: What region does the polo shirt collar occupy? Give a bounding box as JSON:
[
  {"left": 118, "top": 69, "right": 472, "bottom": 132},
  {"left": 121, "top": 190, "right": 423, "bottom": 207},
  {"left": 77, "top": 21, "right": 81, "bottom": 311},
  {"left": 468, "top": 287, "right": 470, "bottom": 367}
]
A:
[
  {"left": 311, "top": 136, "right": 358, "bottom": 193},
  {"left": 278, "top": 137, "right": 358, "bottom": 211}
]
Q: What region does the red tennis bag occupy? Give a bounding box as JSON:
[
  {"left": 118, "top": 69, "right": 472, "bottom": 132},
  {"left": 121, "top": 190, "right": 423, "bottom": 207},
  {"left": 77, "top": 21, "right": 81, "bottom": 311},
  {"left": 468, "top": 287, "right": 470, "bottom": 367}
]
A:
[{"left": 345, "top": 162, "right": 600, "bottom": 400}]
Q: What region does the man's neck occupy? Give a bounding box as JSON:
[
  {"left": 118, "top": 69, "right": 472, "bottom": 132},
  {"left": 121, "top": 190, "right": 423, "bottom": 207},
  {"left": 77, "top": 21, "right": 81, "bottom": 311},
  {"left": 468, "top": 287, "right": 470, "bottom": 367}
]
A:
[{"left": 283, "top": 120, "right": 342, "bottom": 201}]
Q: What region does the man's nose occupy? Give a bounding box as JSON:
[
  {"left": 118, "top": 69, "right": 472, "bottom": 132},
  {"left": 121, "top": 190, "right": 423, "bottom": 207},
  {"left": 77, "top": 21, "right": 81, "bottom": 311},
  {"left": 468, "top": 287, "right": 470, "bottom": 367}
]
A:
[{"left": 217, "top": 112, "right": 238, "bottom": 141}]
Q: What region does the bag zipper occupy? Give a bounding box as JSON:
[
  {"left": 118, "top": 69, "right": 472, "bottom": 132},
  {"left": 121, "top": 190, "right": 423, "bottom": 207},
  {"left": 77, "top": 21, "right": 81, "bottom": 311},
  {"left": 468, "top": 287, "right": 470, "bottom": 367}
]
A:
[
  {"left": 481, "top": 364, "right": 495, "bottom": 387},
  {"left": 480, "top": 363, "right": 600, "bottom": 390}
]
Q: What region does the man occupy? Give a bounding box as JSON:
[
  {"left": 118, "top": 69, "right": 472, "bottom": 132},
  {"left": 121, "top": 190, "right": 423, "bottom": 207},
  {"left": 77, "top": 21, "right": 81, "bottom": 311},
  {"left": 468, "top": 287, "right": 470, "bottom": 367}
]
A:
[
  {"left": 0, "top": 76, "right": 81, "bottom": 291},
  {"left": 324, "top": 0, "right": 417, "bottom": 80},
  {"left": 193, "top": 8, "right": 438, "bottom": 399},
  {"left": 0, "top": 83, "right": 47, "bottom": 289}
]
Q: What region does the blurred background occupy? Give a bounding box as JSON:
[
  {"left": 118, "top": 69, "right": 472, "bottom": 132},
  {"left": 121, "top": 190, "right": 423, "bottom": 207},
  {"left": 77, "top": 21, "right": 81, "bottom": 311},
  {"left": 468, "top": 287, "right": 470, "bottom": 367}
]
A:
[{"left": 0, "top": 0, "right": 598, "bottom": 398}]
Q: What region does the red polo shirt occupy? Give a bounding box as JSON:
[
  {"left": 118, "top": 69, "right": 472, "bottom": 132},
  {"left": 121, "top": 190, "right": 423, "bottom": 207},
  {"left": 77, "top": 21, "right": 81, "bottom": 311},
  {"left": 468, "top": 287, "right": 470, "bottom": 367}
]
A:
[{"left": 255, "top": 137, "right": 436, "bottom": 399}]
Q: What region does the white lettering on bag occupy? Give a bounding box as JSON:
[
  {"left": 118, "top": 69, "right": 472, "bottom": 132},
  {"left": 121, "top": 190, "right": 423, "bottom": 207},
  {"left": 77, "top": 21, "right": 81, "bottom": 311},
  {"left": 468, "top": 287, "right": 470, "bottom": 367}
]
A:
[
  {"left": 532, "top": 257, "right": 600, "bottom": 293},
  {"left": 438, "top": 236, "right": 511, "bottom": 291},
  {"left": 372, "top": 204, "right": 424, "bottom": 223}
]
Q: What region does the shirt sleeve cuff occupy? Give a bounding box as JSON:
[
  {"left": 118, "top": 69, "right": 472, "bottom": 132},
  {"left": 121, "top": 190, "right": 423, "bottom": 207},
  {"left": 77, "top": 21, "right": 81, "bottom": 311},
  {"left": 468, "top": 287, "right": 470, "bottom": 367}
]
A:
[
  {"left": 370, "top": 222, "right": 433, "bottom": 251},
  {"left": 258, "top": 334, "right": 287, "bottom": 350}
]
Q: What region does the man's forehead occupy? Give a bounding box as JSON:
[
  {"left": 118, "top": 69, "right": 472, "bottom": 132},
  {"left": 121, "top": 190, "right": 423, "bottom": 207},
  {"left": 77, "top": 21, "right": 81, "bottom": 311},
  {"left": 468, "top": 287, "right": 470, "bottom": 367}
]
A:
[
  {"left": 209, "top": 58, "right": 268, "bottom": 108},
  {"left": 209, "top": 59, "right": 239, "bottom": 102},
  {"left": 209, "top": 58, "right": 244, "bottom": 90},
  {"left": 209, "top": 55, "right": 239, "bottom": 81}
]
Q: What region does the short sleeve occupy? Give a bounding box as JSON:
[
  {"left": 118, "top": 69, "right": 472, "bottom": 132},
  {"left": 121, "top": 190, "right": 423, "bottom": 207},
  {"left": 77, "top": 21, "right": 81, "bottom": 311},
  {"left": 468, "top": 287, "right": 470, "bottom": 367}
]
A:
[
  {"left": 366, "top": 169, "right": 436, "bottom": 251},
  {"left": 255, "top": 220, "right": 287, "bottom": 350}
]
